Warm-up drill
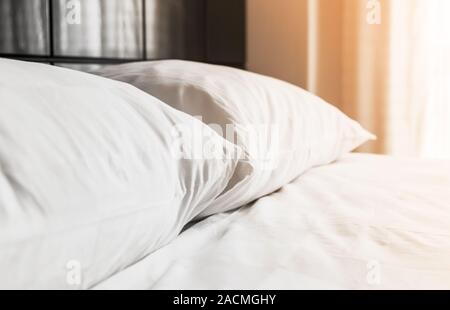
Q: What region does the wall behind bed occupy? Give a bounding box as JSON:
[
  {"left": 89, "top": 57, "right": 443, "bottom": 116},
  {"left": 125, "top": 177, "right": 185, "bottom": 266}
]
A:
[{"left": 0, "top": 0, "right": 246, "bottom": 70}]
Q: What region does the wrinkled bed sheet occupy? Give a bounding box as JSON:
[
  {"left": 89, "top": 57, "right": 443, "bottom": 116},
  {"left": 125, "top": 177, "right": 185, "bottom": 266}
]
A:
[{"left": 95, "top": 153, "right": 450, "bottom": 290}]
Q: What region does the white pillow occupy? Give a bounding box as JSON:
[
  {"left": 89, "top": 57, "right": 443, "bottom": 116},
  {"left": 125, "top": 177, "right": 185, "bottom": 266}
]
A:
[
  {"left": 0, "top": 58, "right": 243, "bottom": 289},
  {"left": 96, "top": 60, "right": 375, "bottom": 216}
]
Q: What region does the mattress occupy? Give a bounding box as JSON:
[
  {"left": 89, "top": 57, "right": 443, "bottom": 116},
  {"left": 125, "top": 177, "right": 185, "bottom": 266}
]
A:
[{"left": 94, "top": 153, "right": 450, "bottom": 290}]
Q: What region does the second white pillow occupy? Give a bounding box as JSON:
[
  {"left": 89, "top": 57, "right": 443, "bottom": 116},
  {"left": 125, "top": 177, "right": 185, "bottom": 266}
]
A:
[{"left": 96, "top": 60, "right": 375, "bottom": 216}]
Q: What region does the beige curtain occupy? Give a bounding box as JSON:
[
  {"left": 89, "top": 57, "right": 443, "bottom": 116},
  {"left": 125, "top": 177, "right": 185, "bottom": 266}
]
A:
[
  {"left": 248, "top": 0, "right": 450, "bottom": 158},
  {"left": 307, "top": 0, "right": 450, "bottom": 157}
]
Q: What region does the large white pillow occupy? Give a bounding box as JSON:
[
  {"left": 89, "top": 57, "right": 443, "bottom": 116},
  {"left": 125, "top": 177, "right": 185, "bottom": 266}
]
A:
[
  {"left": 96, "top": 60, "right": 375, "bottom": 216},
  {"left": 0, "top": 58, "right": 244, "bottom": 289}
]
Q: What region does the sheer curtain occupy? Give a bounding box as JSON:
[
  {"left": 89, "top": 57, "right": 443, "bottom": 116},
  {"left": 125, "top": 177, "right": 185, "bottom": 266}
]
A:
[
  {"left": 388, "top": 0, "right": 450, "bottom": 159},
  {"left": 308, "top": 0, "right": 450, "bottom": 158}
]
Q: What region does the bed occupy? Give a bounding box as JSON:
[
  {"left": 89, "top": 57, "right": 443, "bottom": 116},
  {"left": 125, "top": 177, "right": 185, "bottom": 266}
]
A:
[
  {"left": 1, "top": 0, "right": 450, "bottom": 291},
  {"left": 94, "top": 153, "right": 450, "bottom": 290}
]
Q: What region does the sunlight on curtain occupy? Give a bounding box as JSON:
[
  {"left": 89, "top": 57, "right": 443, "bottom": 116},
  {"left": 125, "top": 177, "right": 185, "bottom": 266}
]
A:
[
  {"left": 304, "top": 0, "right": 450, "bottom": 158},
  {"left": 388, "top": 0, "right": 450, "bottom": 159}
]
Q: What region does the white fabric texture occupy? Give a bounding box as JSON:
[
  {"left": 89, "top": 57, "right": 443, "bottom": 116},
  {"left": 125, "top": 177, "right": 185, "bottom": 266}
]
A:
[
  {"left": 95, "top": 154, "right": 450, "bottom": 290},
  {"left": 96, "top": 60, "right": 375, "bottom": 217},
  {"left": 0, "top": 58, "right": 243, "bottom": 289}
]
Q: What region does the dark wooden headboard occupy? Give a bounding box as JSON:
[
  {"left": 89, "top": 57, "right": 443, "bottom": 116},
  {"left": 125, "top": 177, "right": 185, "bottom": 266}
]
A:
[{"left": 0, "top": 0, "right": 246, "bottom": 71}]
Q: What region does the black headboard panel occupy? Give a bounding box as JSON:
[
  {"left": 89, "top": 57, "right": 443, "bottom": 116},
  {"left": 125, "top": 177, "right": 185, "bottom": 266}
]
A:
[{"left": 0, "top": 0, "right": 246, "bottom": 69}]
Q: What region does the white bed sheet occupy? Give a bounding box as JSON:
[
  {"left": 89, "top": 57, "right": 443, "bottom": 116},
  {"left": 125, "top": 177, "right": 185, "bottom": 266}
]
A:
[{"left": 94, "top": 153, "right": 450, "bottom": 290}]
